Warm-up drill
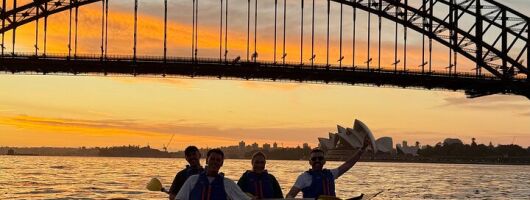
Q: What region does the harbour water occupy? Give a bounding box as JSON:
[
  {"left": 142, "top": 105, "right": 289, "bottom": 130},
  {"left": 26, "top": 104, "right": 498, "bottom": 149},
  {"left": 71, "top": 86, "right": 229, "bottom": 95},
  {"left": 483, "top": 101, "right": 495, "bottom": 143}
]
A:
[{"left": 1, "top": 156, "right": 529, "bottom": 199}]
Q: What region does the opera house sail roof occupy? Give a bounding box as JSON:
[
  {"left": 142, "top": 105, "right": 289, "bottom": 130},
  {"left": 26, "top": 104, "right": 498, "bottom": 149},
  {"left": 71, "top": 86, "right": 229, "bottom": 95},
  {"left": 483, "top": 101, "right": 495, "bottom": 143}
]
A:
[{"left": 318, "top": 119, "right": 380, "bottom": 160}]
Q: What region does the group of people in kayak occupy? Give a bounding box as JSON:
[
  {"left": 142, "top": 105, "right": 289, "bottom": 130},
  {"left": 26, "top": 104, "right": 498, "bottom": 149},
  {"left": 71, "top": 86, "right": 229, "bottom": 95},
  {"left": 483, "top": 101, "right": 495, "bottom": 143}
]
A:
[{"left": 168, "top": 136, "right": 370, "bottom": 200}]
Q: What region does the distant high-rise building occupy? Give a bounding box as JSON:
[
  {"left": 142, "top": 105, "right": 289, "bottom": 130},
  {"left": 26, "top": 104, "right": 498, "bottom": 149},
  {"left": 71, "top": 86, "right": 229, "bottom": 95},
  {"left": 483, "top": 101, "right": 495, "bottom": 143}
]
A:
[
  {"left": 273, "top": 142, "right": 278, "bottom": 149},
  {"left": 402, "top": 141, "right": 408, "bottom": 147},
  {"left": 239, "top": 141, "right": 246, "bottom": 150},
  {"left": 303, "top": 143, "right": 310, "bottom": 149},
  {"left": 252, "top": 142, "right": 259, "bottom": 150},
  {"left": 263, "top": 143, "right": 271, "bottom": 150}
]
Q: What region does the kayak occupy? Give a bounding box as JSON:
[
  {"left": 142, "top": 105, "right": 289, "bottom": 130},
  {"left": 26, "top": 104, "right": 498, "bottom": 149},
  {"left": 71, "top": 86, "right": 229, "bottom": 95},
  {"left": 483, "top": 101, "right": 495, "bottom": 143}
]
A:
[{"left": 146, "top": 177, "right": 383, "bottom": 200}]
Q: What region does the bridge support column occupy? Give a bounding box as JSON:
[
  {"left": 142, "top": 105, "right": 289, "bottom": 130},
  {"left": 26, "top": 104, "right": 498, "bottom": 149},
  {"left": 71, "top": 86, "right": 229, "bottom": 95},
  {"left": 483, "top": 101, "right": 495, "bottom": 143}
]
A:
[
  {"left": 300, "top": 0, "right": 303, "bottom": 65},
  {"left": 475, "top": 0, "right": 482, "bottom": 77},
  {"left": 404, "top": 0, "right": 408, "bottom": 72},
  {"left": 339, "top": 3, "right": 342, "bottom": 67},
  {"left": 326, "top": 0, "right": 329, "bottom": 66},
  {"left": 1, "top": 0, "right": 5, "bottom": 56},
  {"left": 367, "top": 0, "right": 371, "bottom": 70},
  {"left": 377, "top": 0, "right": 381, "bottom": 71},
  {"left": 311, "top": 0, "right": 314, "bottom": 66},
  {"left": 68, "top": 0, "right": 72, "bottom": 59},
  {"left": 501, "top": 10, "right": 508, "bottom": 79},
  {"left": 254, "top": 0, "right": 258, "bottom": 63},
  {"left": 101, "top": 0, "right": 105, "bottom": 60},
  {"left": 35, "top": 3, "right": 39, "bottom": 57},
  {"left": 133, "top": 0, "right": 138, "bottom": 63},
  {"left": 275, "top": 0, "right": 278, "bottom": 64},
  {"left": 352, "top": 5, "right": 356, "bottom": 68},
  {"left": 282, "top": 0, "right": 286, "bottom": 65},
  {"left": 421, "top": 0, "right": 426, "bottom": 74},
  {"left": 12, "top": 0, "right": 16, "bottom": 56},
  {"left": 453, "top": 0, "right": 458, "bottom": 75},
  {"left": 449, "top": 0, "right": 453, "bottom": 76},
  {"left": 105, "top": 0, "right": 109, "bottom": 59},
  {"left": 164, "top": 0, "right": 168, "bottom": 63},
  {"left": 428, "top": 0, "right": 433, "bottom": 73},
  {"left": 225, "top": 0, "right": 228, "bottom": 63},
  {"left": 246, "top": 0, "right": 250, "bottom": 61},
  {"left": 44, "top": 1, "right": 48, "bottom": 57}
]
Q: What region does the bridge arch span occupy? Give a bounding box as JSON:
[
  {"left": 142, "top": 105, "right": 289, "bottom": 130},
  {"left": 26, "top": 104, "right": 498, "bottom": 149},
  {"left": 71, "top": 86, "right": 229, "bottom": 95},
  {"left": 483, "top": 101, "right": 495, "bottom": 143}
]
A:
[{"left": 1, "top": 0, "right": 528, "bottom": 80}]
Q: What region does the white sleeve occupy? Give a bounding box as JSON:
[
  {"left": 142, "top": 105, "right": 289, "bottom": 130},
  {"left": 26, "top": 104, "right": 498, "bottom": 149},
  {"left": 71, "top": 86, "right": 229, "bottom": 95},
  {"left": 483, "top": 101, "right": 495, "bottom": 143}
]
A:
[
  {"left": 293, "top": 172, "right": 312, "bottom": 190},
  {"left": 175, "top": 175, "right": 198, "bottom": 200},
  {"left": 223, "top": 178, "right": 252, "bottom": 200},
  {"left": 330, "top": 168, "right": 340, "bottom": 180}
]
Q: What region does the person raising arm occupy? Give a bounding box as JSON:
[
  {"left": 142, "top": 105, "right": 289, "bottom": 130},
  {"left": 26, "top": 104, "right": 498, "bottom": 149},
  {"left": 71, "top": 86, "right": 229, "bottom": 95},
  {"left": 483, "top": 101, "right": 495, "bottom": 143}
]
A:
[{"left": 286, "top": 136, "right": 371, "bottom": 198}]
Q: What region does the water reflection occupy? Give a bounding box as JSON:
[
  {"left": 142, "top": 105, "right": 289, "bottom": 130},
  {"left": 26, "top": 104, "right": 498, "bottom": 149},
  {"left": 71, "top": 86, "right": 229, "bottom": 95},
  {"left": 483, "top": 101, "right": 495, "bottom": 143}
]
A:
[{"left": 1, "top": 156, "right": 529, "bottom": 199}]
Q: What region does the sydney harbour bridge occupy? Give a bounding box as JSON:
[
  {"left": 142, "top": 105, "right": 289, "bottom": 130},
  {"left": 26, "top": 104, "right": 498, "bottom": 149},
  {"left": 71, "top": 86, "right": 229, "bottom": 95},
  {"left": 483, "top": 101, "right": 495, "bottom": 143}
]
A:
[{"left": 0, "top": 0, "right": 529, "bottom": 98}]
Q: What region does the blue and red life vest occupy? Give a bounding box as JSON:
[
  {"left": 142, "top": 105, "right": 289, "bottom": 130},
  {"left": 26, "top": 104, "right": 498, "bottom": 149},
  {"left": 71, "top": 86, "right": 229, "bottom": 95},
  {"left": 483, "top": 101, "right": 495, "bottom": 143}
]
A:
[
  {"left": 301, "top": 169, "right": 336, "bottom": 198},
  {"left": 189, "top": 172, "right": 227, "bottom": 200},
  {"left": 240, "top": 170, "right": 275, "bottom": 199}
]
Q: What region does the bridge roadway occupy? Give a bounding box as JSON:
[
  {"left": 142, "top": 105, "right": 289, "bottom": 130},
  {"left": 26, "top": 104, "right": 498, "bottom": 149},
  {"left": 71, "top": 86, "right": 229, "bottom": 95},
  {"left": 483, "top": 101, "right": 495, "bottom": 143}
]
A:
[{"left": 1, "top": 53, "right": 529, "bottom": 99}]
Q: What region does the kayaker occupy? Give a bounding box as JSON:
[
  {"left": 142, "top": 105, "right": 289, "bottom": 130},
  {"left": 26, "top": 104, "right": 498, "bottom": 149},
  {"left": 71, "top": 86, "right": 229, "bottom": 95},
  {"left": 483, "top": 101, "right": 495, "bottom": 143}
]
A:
[
  {"left": 237, "top": 152, "right": 283, "bottom": 199},
  {"left": 168, "top": 146, "right": 205, "bottom": 200},
  {"left": 175, "top": 149, "right": 252, "bottom": 200},
  {"left": 285, "top": 136, "right": 370, "bottom": 198}
]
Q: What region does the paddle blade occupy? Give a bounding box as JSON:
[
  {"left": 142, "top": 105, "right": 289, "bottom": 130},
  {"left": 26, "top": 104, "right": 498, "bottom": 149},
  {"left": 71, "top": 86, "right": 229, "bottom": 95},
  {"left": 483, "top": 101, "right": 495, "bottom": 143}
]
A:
[{"left": 146, "top": 178, "right": 163, "bottom": 192}]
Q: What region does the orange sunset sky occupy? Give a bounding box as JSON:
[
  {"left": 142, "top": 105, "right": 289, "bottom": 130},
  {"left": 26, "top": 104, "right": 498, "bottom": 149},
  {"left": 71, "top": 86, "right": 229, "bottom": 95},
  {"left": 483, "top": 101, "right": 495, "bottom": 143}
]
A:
[{"left": 1, "top": 0, "right": 529, "bottom": 150}]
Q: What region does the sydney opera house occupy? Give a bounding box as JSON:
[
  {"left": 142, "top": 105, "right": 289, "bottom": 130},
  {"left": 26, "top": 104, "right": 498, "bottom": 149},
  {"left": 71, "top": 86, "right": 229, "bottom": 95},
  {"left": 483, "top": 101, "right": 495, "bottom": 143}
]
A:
[{"left": 317, "top": 120, "right": 395, "bottom": 160}]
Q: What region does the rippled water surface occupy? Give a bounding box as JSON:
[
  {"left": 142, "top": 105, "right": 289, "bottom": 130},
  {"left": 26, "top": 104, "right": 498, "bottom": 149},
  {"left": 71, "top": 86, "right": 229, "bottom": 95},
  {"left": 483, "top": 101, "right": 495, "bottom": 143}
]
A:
[{"left": 1, "top": 156, "right": 529, "bottom": 199}]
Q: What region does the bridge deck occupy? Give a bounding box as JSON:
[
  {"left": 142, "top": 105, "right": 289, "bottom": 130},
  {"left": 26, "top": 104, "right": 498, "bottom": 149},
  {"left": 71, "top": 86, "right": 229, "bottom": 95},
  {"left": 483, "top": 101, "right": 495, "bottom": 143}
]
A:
[{"left": 1, "top": 53, "right": 529, "bottom": 98}]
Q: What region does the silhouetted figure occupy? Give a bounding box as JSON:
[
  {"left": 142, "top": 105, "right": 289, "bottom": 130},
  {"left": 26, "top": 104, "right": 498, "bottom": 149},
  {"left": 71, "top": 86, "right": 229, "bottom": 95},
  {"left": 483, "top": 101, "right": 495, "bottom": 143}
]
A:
[
  {"left": 168, "top": 146, "right": 204, "bottom": 200},
  {"left": 237, "top": 152, "right": 283, "bottom": 199}
]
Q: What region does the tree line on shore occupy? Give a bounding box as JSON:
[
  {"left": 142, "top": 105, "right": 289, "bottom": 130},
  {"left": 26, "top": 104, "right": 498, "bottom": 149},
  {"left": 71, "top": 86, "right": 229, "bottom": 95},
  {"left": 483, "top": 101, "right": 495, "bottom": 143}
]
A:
[
  {"left": 3, "top": 142, "right": 530, "bottom": 162},
  {"left": 418, "top": 142, "right": 530, "bottom": 158}
]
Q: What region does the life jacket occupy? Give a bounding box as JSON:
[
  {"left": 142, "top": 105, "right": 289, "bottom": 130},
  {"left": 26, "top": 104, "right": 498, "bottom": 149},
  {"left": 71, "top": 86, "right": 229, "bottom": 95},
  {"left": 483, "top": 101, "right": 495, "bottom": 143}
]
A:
[
  {"left": 241, "top": 170, "right": 275, "bottom": 199},
  {"left": 301, "top": 169, "right": 336, "bottom": 198},
  {"left": 190, "top": 172, "right": 227, "bottom": 200}
]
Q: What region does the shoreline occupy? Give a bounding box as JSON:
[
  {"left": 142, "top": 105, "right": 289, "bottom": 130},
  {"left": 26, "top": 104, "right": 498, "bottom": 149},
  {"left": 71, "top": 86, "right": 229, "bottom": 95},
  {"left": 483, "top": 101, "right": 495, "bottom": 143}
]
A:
[
  {"left": 359, "top": 159, "right": 530, "bottom": 166},
  {"left": 3, "top": 154, "right": 529, "bottom": 166}
]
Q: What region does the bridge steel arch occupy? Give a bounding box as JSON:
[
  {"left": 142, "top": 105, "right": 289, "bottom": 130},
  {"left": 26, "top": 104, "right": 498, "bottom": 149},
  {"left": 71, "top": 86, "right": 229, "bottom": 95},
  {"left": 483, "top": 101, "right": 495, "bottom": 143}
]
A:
[
  {"left": 0, "top": 0, "right": 99, "bottom": 30},
  {"left": 330, "top": 0, "right": 529, "bottom": 81},
  {"left": 1, "top": 0, "right": 529, "bottom": 81}
]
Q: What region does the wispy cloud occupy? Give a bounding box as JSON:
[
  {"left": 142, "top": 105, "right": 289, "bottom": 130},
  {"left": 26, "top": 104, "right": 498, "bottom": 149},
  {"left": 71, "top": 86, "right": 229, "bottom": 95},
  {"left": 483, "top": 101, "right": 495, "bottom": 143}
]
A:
[
  {"left": 436, "top": 94, "right": 530, "bottom": 113},
  {"left": 0, "top": 114, "right": 330, "bottom": 147},
  {"left": 521, "top": 112, "right": 530, "bottom": 117},
  {"left": 108, "top": 76, "right": 196, "bottom": 89}
]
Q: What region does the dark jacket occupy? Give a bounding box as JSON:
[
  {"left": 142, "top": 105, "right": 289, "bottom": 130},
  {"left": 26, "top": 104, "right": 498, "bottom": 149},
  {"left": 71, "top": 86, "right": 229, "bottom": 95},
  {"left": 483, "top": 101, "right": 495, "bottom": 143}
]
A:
[
  {"left": 237, "top": 170, "right": 283, "bottom": 199},
  {"left": 168, "top": 165, "right": 204, "bottom": 195}
]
